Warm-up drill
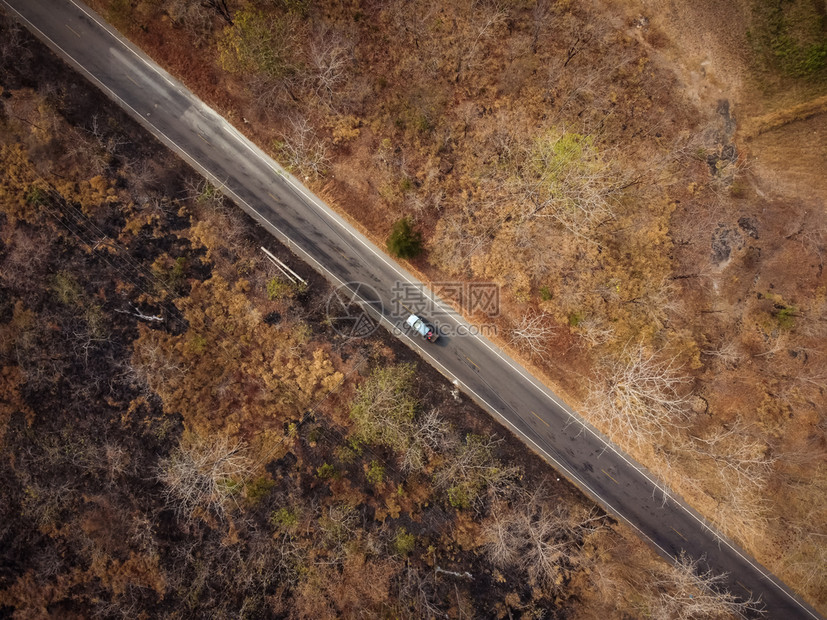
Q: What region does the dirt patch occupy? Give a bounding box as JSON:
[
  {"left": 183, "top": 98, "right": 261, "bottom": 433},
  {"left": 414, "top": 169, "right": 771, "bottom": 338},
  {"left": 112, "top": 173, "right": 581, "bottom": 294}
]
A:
[
  {"left": 710, "top": 223, "right": 745, "bottom": 266},
  {"left": 746, "top": 113, "right": 827, "bottom": 202},
  {"left": 613, "top": 0, "right": 752, "bottom": 107},
  {"left": 615, "top": 0, "right": 827, "bottom": 207}
]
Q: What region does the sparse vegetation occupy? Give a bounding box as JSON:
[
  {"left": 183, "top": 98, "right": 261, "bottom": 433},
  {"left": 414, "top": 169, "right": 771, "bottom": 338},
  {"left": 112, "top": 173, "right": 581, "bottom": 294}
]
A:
[
  {"left": 4, "top": 0, "right": 827, "bottom": 614},
  {"left": 748, "top": 0, "right": 827, "bottom": 79},
  {"left": 1, "top": 22, "right": 715, "bottom": 616}
]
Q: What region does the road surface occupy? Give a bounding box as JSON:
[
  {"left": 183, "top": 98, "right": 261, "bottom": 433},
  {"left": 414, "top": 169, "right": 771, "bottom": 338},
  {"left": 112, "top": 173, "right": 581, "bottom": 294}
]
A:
[{"left": 2, "top": 1, "right": 821, "bottom": 618}]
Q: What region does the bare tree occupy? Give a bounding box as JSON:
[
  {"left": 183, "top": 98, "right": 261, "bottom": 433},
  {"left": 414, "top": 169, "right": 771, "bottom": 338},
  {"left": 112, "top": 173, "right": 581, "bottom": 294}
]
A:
[
  {"left": 779, "top": 479, "right": 827, "bottom": 602},
  {"left": 529, "top": 0, "right": 551, "bottom": 53},
  {"left": 434, "top": 434, "right": 521, "bottom": 507},
  {"left": 61, "top": 121, "right": 123, "bottom": 177},
  {"left": 0, "top": 10, "right": 30, "bottom": 71},
  {"left": 184, "top": 176, "right": 227, "bottom": 212},
  {"left": 397, "top": 563, "right": 444, "bottom": 618},
  {"left": 484, "top": 487, "right": 607, "bottom": 592},
  {"left": 276, "top": 115, "right": 330, "bottom": 179},
  {"left": 399, "top": 407, "right": 450, "bottom": 473},
  {"left": 388, "top": 0, "right": 436, "bottom": 52},
  {"left": 130, "top": 333, "right": 187, "bottom": 393},
  {"left": 428, "top": 191, "right": 502, "bottom": 276},
  {"left": 88, "top": 115, "right": 128, "bottom": 164},
  {"left": 701, "top": 339, "right": 742, "bottom": 370},
  {"left": 796, "top": 220, "right": 826, "bottom": 277},
  {"left": 202, "top": 0, "right": 232, "bottom": 24},
  {"left": 165, "top": 0, "right": 219, "bottom": 46},
  {"left": 0, "top": 226, "right": 51, "bottom": 291},
  {"left": 677, "top": 419, "right": 776, "bottom": 547},
  {"left": 588, "top": 343, "right": 693, "bottom": 448},
  {"left": 307, "top": 28, "right": 350, "bottom": 102},
  {"left": 685, "top": 420, "right": 776, "bottom": 495},
  {"left": 123, "top": 156, "right": 162, "bottom": 199},
  {"left": 646, "top": 552, "right": 765, "bottom": 619},
  {"left": 70, "top": 317, "right": 111, "bottom": 369},
  {"left": 455, "top": 2, "right": 508, "bottom": 80},
  {"left": 510, "top": 311, "right": 555, "bottom": 359},
  {"left": 248, "top": 71, "right": 299, "bottom": 115},
  {"left": 157, "top": 432, "right": 254, "bottom": 522},
  {"left": 314, "top": 502, "right": 360, "bottom": 566},
  {"left": 574, "top": 315, "right": 615, "bottom": 348}
]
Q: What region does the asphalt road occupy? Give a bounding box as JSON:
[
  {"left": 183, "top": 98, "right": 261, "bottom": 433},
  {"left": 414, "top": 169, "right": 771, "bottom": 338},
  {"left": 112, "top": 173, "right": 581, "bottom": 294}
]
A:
[{"left": 3, "top": 1, "right": 822, "bottom": 618}]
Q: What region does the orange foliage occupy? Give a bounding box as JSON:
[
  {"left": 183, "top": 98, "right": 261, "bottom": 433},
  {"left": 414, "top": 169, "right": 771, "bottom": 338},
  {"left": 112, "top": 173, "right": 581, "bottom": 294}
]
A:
[{"left": 132, "top": 275, "right": 342, "bottom": 443}]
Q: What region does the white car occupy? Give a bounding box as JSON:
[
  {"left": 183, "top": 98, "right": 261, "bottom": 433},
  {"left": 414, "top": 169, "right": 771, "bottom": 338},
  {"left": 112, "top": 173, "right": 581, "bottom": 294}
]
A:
[{"left": 405, "top": 314, "right": 440, "bottom": 342}]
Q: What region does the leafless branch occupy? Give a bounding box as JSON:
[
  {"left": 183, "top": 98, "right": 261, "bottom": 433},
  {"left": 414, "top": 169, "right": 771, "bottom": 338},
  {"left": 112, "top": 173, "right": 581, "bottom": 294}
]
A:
[
  {"left": 510, "top": 311, "right": 554, "bottom": 359},
  {"left": 588, "top": 343, "right": 693, "bottom": 448}
]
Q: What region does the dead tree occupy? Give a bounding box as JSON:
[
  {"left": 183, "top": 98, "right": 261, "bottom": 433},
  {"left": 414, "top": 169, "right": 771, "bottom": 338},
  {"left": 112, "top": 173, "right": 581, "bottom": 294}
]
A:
[
  {"left": 307, "top": 29, "right": 349, "bottom": 102},
  {"left": 484, "top": 486, "right": 608, "bottom": 592},
  {"left": 202, "top": 0, "right": 232, "bottom": 24},
  {"left": 648, "top": 552, "right": 765, "bottom": 619},
  {"left": 510, "top": 311, "right": 555, "bottom": 359},
  {"left": 277, "top": 115, "right": 330, "bottom": 179},
  {"left": 588, "top": 343, "right": 693, "bottom": 448},
  {"left": 157, "top": 432, "right": 254, "bottom": 523}
]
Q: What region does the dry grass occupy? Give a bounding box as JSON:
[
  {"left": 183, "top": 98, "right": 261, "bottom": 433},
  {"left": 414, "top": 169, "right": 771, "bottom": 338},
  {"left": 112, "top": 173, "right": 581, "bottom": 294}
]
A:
[{"left": 68, "top": 0, "right": 827, "bottom": 611}]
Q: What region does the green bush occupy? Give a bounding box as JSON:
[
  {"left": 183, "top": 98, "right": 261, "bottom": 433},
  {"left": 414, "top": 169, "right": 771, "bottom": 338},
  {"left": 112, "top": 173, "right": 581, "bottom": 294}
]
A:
[
  {"left": 170, "top": 257, "right": 187, "bottom": 289},
  {"left": 447, "top": 485, "right": 471, "bottom": 510},
  {"left": 307, "top": 427, "right": 322, "bottom": 444},
  {"left": 350, "top": 364, "right": 418, "bottom": 449},
  {"left": 366, "top": 460, "right": 385, "bottom": 486},
  {"left": 316, "top": 463, "right": 336, "bottom": 479},
  {"left": 51, "top": 272, "right": 83, "bottom": 307},
  {"left": 267, "top": 277, "right": 292, "bottom": 300},
  {"left": 245, "top": 476, "right": 275, "bottom": 504},
  {"left": 386, "top": 217, "right": 423, "bottom": 259},
  {"left": 189, "top": 333, "right": 207, "bottom": 354},
  {"left": 393, "top": 527, "right": 416, "bottom": 555},
  {"left": 748, "top": 0, "right": 827, "bottom": 78},
  {"left": 334, "top": 444, "right": 358, "bottom": 464},
  {"left": 218, "top": 8, "right": 296, "bottom": 80},
  {"left": 270, "top": 507, "right": 299, "bottom": 532},
  {"left": 25, "top": 186, "right": 48, "bottom": 206},
  {"left": 106, "top": 0, "right": 133, "bottom": 30},
  {"left": 776, "top": 305, "right": 797, "bottom": 329}
]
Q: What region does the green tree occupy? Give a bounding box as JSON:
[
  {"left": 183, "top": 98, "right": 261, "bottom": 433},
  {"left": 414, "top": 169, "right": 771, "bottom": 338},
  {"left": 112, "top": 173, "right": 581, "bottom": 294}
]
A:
[
  {"left": 386, "top": 217, "right": 423, "bottom": 259},
  {"left": 522, "top": 128, "right": 616, "bottom": 228}
]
